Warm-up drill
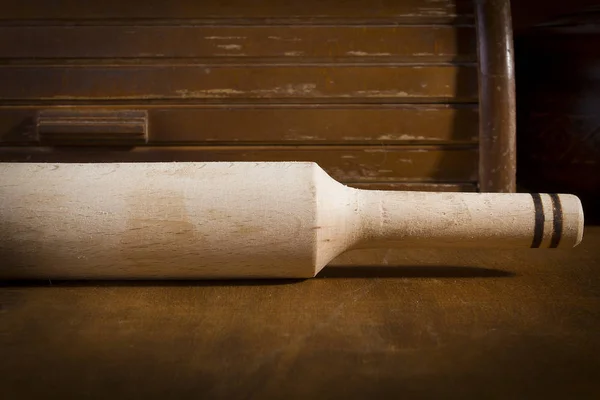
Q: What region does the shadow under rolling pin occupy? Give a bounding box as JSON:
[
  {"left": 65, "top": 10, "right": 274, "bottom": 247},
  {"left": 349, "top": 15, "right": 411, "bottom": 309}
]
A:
[{"left": 0, "top": 162, "right": 584, "bottom": 279}]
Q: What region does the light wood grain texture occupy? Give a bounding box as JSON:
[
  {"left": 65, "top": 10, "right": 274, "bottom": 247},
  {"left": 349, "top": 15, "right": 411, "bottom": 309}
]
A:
[
  {"left": 0, "top": 146, "right": 479, "bottom": 183},
  {"left": 0, "top": 162, "right": 584, "bottom": 279}
]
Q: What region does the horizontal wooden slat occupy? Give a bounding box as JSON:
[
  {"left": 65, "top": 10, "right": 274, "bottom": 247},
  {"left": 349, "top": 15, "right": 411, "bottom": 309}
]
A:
[
  {"left": 0, "top": 146, "right": 479, "bottom": 182},
  {"left": 1, "top": 0, "right": 473, "bottom": 21},
  {"left": 0, "top": 26, "right": 476, "bottom": 60},
  {"left": 0, "top": 105, "right": 479, "bottom": 144},
  {"left": 0, "top": 65, "right": 478, "bottom": 102},
  {"left": 347, "top": 182, "right": 477, "bottom": 191}
]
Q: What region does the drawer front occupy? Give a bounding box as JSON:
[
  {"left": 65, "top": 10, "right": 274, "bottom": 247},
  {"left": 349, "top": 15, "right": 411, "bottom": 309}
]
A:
[{"left": 0, "top": 0, "right": 478, "bottom": 190}]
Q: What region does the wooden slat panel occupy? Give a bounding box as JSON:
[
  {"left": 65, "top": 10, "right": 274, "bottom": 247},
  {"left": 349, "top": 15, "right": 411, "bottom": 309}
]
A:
[
  {"left": 0, "top": 105, "right": 479, "bottom": 144},
  {"left": 0, "top": 65, "right": 478, "bottom": 102},
  {"left": 0, "top": 26, "right": 476, "bottom": 60},
  {"left": 1, "top": 0, "right": 473, "bottom": 21},
  {"left": 0, "top": 146, "right": 479, "bottom": 182}
]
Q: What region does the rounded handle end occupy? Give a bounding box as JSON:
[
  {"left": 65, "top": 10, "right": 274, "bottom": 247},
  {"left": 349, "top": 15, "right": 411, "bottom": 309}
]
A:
[{"left": 558, "top": 194, "right": 584, "bottom": 248}]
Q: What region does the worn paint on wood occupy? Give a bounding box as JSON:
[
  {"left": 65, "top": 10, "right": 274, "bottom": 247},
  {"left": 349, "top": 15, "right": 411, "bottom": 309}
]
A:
[
  {"left": 0, "top": 26, "right": 476, "bottom": 61},
  {"left": 0, "top": 65, "right": 478, "bottom": 102},
  {"left": 475, "top": 0, "right": 516, "bottom": 192},
  {"left": 0, "top": 0, "right": 474, "bottom": 21},
  {"left": 0, "top": 0, "right": 491, "bottom": 194},
  {"left": 0, "top": 105, "right": 479, "bottom": 145}
]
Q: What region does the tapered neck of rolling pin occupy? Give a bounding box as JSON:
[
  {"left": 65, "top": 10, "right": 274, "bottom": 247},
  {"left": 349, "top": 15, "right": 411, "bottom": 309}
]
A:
[{"left": 352, "top": 190, "right": 583, "bottom": 249}]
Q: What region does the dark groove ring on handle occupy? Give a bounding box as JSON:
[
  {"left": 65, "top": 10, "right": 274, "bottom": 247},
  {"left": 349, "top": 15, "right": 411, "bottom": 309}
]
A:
[
  {"left": 530, "top": 193, "right": 545, "bottom": 248},
  {"left": 549, "top": 193, "right": 563, "bottom": 248}
]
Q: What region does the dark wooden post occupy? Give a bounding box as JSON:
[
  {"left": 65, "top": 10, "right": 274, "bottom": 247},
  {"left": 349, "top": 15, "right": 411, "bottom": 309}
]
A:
[{"left": 474, "top": 0, "right": 517, "bottom": 192}]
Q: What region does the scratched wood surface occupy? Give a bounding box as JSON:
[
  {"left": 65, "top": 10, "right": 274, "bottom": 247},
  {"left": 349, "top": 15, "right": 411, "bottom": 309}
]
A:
[
  {"left": 0, "top": 65, "right": 478, "bottom": 102},
  {"left": 1, "top": 226, "right": 599, "bottom": 398},
  {"left": 0, "top": 26, "right": 476, "bottom": 61},
  {"left": 0, "top": 0, "right": 479, "bottom": 190},
  {"left": 0, "top": 105, "right": 479, "bottom": 144},
  {"left": 0, "top": 0, "right": 474, "bottom": 21}
]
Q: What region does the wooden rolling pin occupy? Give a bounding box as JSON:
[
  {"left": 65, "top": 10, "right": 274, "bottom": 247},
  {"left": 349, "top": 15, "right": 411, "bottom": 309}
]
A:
[{"left": 0, "top": 162, "right": 584, "bottom": 279}]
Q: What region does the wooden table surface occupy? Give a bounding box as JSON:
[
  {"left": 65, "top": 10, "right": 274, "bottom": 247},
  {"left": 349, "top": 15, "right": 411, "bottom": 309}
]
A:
[{"left": 2, "top": 227, "right": 600, "bottom": 399}]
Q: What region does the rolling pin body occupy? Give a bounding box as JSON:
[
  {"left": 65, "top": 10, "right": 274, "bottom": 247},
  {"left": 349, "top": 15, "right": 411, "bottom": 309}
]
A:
[{"left": 0, "top": 162, "right": 583, "bottom": 279}]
